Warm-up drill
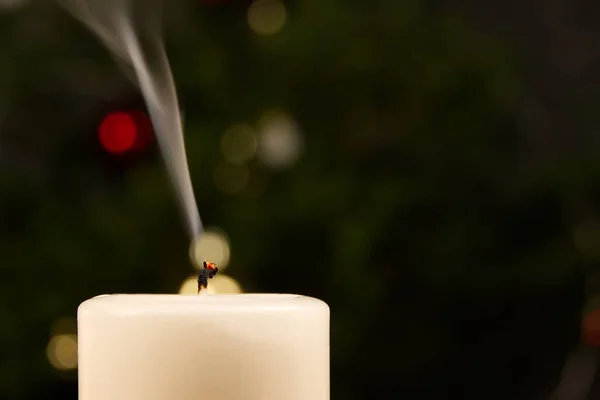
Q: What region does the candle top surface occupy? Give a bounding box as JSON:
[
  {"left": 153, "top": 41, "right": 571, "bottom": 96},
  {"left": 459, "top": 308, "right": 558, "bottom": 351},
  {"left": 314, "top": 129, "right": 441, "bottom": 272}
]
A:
[{"left": 79, "top": 294, "right": 328, "bottom": 316}]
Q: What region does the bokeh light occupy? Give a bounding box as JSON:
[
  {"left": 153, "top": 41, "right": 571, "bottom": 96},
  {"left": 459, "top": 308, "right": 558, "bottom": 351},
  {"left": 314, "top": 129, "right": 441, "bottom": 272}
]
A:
[
  {"left": 179, "top": 276, "right": 198, "bottom": 295},
  {"left": 247, "top": 0, "right": 286, "bottom": 36},
  {"left": 257, "top": 110, "right": 303, "bottom": 168},
  {"left": 220, "top": 124, "right": 257, "bottom": 164},
  {"left": 98, "top": 112, "right": 137, "bottom": 154},
  {"left": 46, "top": 334, "right": 78, "bottom": 371},
  {"left": 207, "top": 275, "right": 242, "bottom": 294},
  {"left": 189, "top": 230, "right": 231, "bottom": 270},
  {"left": 213, "top": 162, "right": 250, "bottom": 194}
]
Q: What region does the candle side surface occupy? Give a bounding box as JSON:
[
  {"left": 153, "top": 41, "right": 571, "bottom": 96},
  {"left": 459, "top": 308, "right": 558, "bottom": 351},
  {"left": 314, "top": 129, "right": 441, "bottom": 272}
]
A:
[{"left": 78, "top": 294, "right": 330, "bottom": 400}]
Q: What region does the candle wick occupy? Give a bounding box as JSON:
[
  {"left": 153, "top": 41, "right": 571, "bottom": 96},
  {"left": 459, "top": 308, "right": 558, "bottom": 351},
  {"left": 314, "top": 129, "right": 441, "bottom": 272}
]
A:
[{"left": 197, "top": 261, "right": 218, "bottom": 294}]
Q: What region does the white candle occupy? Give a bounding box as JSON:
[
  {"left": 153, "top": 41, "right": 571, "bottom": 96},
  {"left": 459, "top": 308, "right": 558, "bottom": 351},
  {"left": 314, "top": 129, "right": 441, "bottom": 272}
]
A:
[{"left": 78, "top": 294, "right": 330, "bottom": 400}]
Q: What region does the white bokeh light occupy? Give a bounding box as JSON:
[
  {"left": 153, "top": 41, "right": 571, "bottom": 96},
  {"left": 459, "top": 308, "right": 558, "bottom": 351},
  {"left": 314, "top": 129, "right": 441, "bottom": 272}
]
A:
[{"left": 257, "top": 111, "right": 303, "bottom": 169}]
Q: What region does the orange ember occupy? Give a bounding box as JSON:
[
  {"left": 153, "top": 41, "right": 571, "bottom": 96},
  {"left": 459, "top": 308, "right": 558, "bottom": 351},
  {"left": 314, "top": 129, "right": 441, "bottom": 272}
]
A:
[{"left": 204, "top": 261, "right": 217, "bottom": 270}]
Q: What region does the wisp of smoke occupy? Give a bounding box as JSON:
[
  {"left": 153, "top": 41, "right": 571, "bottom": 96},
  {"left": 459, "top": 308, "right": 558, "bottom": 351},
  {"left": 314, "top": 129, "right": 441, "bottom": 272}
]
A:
[{"left": 59, "top": 0, "right": 203, "bottom": 239}]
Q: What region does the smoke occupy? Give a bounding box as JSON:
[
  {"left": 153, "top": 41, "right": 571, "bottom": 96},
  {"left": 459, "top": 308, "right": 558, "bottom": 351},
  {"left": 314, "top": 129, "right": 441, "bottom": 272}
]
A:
[{"left": 59, "top": 0, "right": 203, "bottom": 239}]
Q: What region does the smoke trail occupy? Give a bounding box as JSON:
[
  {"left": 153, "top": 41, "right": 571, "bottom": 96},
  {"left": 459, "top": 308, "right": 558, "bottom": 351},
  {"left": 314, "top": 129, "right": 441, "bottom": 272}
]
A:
[{"left": 59, "top": 0, "right": 203, "bottom": 239}]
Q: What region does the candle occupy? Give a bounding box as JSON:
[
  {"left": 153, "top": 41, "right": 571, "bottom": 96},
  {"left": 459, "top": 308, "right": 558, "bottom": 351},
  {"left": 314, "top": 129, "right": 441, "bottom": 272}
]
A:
[
  {"left": 61, "top": 5, "right": 329, "bottom": 399},
  {"left": 78, "top": 294, "right": 330, "bottom": 400}
]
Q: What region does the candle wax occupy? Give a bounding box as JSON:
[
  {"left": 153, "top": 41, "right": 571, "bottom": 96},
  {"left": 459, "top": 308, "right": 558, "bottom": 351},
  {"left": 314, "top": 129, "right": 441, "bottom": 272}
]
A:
[{"left": 78, "top": 294, "right": 330, "bottom": 400}]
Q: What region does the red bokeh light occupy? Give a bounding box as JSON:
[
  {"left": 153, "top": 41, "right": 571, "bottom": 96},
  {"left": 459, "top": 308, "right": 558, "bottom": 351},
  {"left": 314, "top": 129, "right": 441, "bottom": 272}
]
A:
[
  {"left": 98, "top": 111, "right": 152, "bottom": 154},
  {"left": 582, "top": 309, "right": 600, "bottom": 346}
]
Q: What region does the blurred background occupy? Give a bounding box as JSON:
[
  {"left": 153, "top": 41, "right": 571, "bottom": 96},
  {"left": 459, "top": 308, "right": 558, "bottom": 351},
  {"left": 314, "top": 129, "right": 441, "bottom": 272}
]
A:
[{"left": 1, "top": 0, "right": 599, "bottom": 398}]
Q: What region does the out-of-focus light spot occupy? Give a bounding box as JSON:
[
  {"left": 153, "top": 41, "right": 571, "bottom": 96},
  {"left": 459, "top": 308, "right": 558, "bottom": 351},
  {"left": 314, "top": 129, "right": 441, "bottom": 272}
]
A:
[
  {"left": 189, "top": 231, "right": 231, "bottom": 270},
  {"left": 573, "top": 220, "right": 600, "bottom": 259},
  {"left": 248, "top": 0, "right": 286, "bottom": 36},
  {"left": 207, "top": 275, "right": 242, "bottom": 294},
  {"left": 257, "top": 110, "right": 303, "bottom": 169},
  {"left": 51, "top": 317, "right": 77, "bottom": 335},
  {"left": 179, "top": 276, "right": 198, "bottom": 295},
  {"left": 47, "top": 334, "right": 78, "bottom": 371},
  {"left": 213, "top": 162, "right": 250, "bottom": 194},
  {"left": 221, "top": 124, "right": 257, "bottom": 164},
  {"left": 98, "top": 112, "right": 137, "bottom": 154}
]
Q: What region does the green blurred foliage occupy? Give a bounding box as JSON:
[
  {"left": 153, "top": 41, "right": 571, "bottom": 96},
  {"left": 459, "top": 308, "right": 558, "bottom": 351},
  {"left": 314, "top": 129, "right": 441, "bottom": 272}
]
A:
[{"left": 0, "top": 0, "right": 591, "bottom": 398}]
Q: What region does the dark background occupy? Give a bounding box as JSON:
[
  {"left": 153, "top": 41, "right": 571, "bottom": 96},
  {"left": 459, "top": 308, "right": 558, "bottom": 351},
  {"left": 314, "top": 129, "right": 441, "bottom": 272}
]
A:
[{"left": 1, "top": 0, "right": 598, "bottom": 398}]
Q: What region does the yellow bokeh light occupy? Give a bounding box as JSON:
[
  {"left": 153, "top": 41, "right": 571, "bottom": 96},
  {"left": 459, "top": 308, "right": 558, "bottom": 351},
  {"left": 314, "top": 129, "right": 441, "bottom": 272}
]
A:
[
  {"left": 189, "top": 231, "right": 231, "bottom": 270},
  {"left": 213, "top": 162, "right": 250, "bottom": 194},
  {"left": 47, "top": 334, "right": 78, "bottom": 371},
  {"left": 248, "top": 0, "right": 286, "bottom": 36},
  {"left": 207, "top": 275, "right": 243, "bottom": 294},
  {"left": 221, "top": 124, "right": 257, "bottom": 164},
  {"left": 179, "top": 276, "right": 198, "bottom": 295}
]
